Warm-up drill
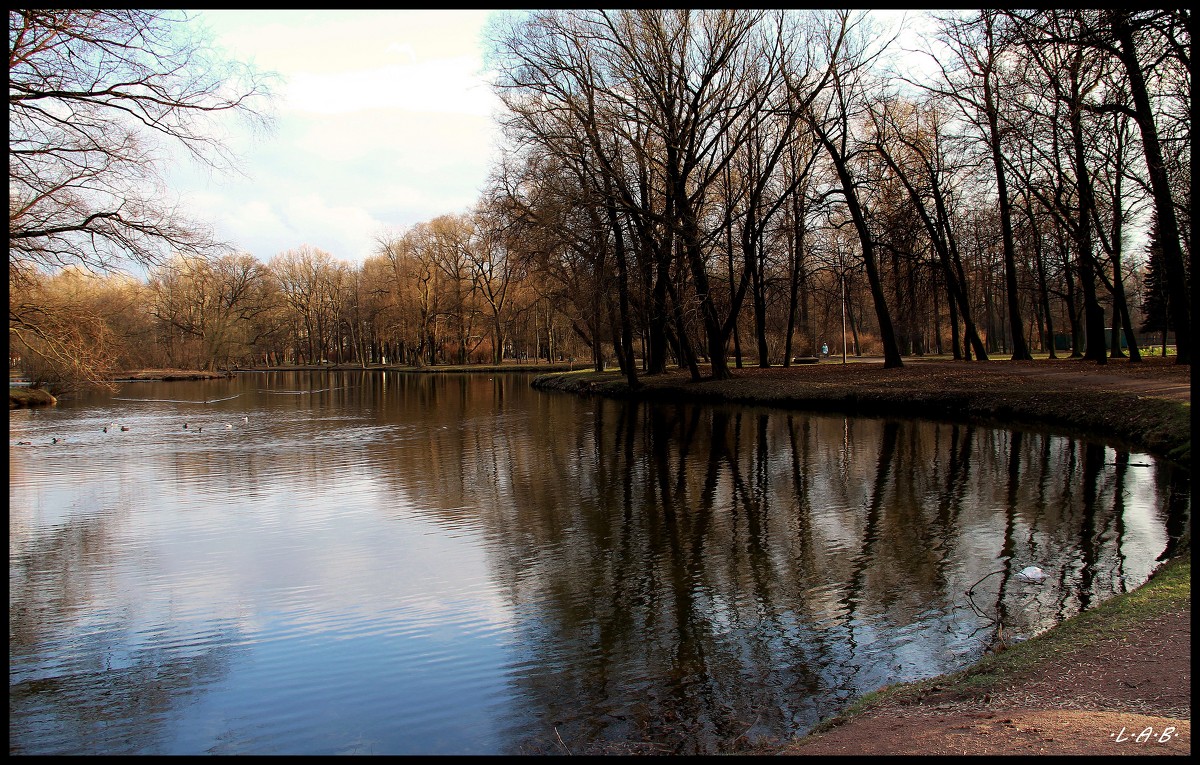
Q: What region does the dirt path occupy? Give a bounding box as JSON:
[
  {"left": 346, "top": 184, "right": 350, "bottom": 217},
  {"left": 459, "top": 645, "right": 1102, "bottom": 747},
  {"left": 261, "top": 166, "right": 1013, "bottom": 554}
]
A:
[{"left": 775, "top": 602, "right": 1190, "bottom": 755}]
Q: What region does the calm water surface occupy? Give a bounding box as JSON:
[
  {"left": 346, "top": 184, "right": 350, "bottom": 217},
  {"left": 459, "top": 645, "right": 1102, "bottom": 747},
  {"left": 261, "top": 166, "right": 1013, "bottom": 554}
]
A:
[{"left": 9, "top": 371, "right": 1190, "bottom": 754}]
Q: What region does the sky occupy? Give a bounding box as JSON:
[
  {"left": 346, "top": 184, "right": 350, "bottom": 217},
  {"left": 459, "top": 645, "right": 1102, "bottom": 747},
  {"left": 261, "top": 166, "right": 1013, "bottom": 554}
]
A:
[
  {"left": 166, "top": 10, "right": 932, "bottom": 268},
  {"left": 167, "top": 9, "right": 506, "bottom": 266}
]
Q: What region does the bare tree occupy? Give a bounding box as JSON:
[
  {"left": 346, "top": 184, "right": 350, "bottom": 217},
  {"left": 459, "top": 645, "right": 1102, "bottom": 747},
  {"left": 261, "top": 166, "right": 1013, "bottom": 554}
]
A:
[
  {"left": 270, "top": 246, "right": 342, "bottom": 365},
  {"left": 793, "top": 10, "right": 904, "bottom": 368},
  {"left": 871, "top": 96, "right": 990, "bottom": 360},
  {"left": 9, "top": 9, "right": 272, "bottom": 384},
  {"left": 9, "top": 266, "right": 126, "bottom": 391},
  {"left": 916, "top": 11, "right": 1034, "bottom": 360},
  {"left": 8, "top": 10, "right": 272, "bottom": 272},
  {"left": 1002, "top": 9, "right": 1190, "bottom": 364},
  {"left": 149, "top": 252, "right": 274, "bottom": 371}
]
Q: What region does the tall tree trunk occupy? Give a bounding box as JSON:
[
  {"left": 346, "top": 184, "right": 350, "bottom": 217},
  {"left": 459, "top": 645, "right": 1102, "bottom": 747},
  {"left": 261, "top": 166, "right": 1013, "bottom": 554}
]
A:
[
  {"left": 604, "top": 192, "right": 639, "bottom": 388},
  {"left": 747, "top": 220, "right": 770, "bottom": 368},
  {"left": 783, "top": 224, "right": 796, "bottom": 366},
  {"left": 646, "top": 240, "right": 671, "bottom": 374},
  {"left": 1067, "top": 71, "right": 1107, "bottom": 364},
  {"left": 982, "top": 71, "right": 1033, "bottom": 360},
  {"left": 1027, "top": 199, "right": 1058, "bottom": 359},
  {"left": 666, "top": 277, "right": 701, "bottom": 381},
  {"left": 1110, "top": 12, "right": 1190, "bottom": 365},
  {"left": 948, "top": 276, "right": 963, "bottom": 359},
  {"left": 817, "top": 132, "right": 903, "bottom": 368},
  {"left": 1105, "top": 176, "right": 1140, "bottom": 362}
]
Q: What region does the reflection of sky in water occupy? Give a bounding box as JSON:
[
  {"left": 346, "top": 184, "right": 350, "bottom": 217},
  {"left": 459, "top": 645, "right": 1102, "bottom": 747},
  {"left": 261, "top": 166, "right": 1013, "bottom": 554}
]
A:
[
  {"left": 11, "top": 399, "right": 523, "bottom": 754},
  {"left": 163, "top": 601, "right": 516, "bottom": 755},
  {"left": 12, "top": 477, "right": 520, "bottom": 754},
  {"left": 8, "top": 373, "right": 1190, "bottom": 754}
]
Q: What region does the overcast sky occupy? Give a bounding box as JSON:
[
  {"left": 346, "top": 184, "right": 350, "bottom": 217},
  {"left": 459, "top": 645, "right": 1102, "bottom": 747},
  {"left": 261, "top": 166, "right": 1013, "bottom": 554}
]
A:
[
  {"left": 167, "top": 9, "right": 504, "bottom": 266},
  {"left": 167, "top": 10, "right": 935, "bottom": 268}
]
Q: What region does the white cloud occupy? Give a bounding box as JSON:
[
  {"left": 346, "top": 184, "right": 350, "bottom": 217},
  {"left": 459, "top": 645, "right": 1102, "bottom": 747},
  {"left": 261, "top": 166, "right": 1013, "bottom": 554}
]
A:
[
  {"left": 287, "top": 57, "right": 496, "bottom": 116},
  {"left": 171, "top": 10, "right": 503, "bottom": 265}
]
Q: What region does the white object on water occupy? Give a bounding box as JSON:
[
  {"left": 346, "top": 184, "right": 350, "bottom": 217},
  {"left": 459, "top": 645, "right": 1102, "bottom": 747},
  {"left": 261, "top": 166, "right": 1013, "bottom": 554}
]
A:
[{"left": 1016, "top": 565, "right": 1047, "bottom": 584}]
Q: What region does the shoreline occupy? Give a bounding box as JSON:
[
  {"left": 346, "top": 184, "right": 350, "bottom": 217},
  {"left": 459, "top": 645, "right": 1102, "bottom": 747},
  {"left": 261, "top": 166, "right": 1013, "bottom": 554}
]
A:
[
  {"left": 530, "top": 358, "right": 1191, "bottom": 469},
  {"left": 8, "top": 363, "right": 581, "bottom": 408}
]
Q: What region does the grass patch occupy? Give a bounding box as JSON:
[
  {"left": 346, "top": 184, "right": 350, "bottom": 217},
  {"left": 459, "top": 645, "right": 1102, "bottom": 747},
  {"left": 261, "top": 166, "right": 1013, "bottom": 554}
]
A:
[{"left": 9, "top": 386, "right": 57, "bottom": 409}]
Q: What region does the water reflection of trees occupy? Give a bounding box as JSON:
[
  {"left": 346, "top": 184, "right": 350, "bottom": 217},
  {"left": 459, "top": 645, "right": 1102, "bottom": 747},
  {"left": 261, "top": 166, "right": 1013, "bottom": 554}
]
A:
[
  {"left": 382, "top": 382, "right": 1187, "bottom": 754},
  {"left": 28, "top": 373, "right": 1182, "bottom": 755}
]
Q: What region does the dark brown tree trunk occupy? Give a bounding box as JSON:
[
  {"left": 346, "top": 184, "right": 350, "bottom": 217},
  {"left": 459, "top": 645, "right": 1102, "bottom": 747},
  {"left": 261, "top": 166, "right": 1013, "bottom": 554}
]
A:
[
  {"left": 982, "top": 70, "right": 1033, "bottom": 360},
  {"left": 604, "top": 191, "right": 639, "bottom": 388},
  {"left": 1110, "top": 12, "right": 1190, "bottom": 365},
  {"left": 1067, "top": 65, "right": 1107, "bottom": 364},
  {"left": 817, "top": 132, "right": 903, "bottom": 368}
]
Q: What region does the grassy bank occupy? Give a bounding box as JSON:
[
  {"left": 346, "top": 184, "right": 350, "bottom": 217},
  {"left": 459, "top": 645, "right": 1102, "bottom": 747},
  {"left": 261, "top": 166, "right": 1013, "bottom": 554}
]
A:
[{"left": 9, "top": 386, "right": 57, "bottom": 409}]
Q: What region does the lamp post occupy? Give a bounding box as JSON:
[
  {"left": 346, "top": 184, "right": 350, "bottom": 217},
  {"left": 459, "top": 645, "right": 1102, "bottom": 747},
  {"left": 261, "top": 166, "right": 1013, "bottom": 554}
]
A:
[{"left": 841, "top": 271, "right": 848, "bottom": 364}]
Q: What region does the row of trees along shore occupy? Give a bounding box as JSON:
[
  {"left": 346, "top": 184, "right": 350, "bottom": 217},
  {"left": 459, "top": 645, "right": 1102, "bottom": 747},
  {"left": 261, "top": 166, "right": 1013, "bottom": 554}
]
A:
[{"left": 9, "top": 10, "right": 1192, "bottom": 392}]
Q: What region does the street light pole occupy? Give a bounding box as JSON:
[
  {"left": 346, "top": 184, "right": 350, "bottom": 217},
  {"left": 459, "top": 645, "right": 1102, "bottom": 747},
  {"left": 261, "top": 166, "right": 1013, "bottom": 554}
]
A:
[{"left": 841, "top": 273, "right": 848, "bottom": 364}]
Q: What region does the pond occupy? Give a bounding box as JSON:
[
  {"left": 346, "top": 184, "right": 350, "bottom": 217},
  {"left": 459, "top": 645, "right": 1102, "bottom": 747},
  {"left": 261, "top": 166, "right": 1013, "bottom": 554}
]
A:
[{"left": 8, "top": 371, "right": 1191, "bottom": 754}]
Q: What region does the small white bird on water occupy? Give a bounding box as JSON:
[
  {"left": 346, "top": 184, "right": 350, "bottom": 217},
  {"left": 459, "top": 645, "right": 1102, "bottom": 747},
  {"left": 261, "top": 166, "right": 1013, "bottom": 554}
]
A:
[{"left": 1016, "top": 565, "right": 1047, "bottom": 584}]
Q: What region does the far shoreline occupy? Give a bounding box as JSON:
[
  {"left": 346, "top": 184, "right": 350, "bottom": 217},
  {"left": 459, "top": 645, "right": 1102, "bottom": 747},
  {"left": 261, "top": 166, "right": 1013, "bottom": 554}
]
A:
[{"left": 8, "top": 361, "right": 581, "bottom": 408}]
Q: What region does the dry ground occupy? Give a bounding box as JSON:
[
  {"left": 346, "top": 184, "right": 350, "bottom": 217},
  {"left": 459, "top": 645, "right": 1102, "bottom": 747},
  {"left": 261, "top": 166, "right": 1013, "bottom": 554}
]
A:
[{"left": 774, "top": 603, "right": 1190, "bottom": 756}]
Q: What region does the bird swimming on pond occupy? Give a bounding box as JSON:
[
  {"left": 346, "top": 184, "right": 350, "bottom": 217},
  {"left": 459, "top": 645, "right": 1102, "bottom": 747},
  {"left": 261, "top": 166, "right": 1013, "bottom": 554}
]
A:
[
  {"left": 183, "top": 422, "right": 188, "bottom": 429},
  {"left": 16, "top": 441, "right": 31, "bottom": 445},
  {"left": 102, "top": 426, "right": 108, "bottom": 433},
  {"left": 120, "top": 425, "right": 130, "bottom": 432},
  {"left": 1016, "top": 565, "right": 1047, "bottom": 584},
  {"left": 242, "top": 416, "right": 249, "bottom": 423},
  {"left": 51, "top": 437, "right": 58, "bottom": 444},
  {"left": 225, "top": 423, "right": 233, "bottom": 429}
]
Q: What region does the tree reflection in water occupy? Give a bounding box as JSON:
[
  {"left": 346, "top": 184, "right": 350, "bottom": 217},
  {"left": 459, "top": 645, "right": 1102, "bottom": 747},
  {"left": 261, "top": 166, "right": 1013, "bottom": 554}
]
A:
[{"left": 466, "top": 392, "right": 1186, "bottom": 754}]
